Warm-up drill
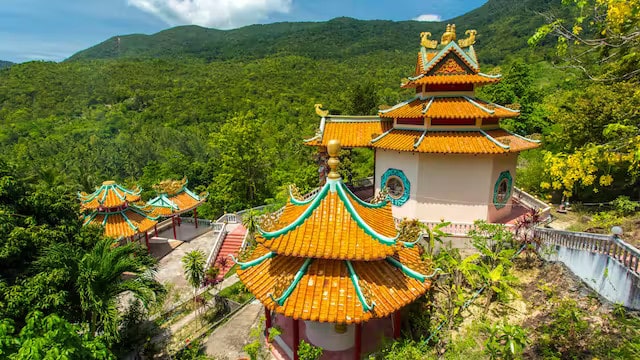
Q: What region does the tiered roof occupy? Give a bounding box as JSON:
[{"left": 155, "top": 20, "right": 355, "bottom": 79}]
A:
[
  {"left": 147, "top": 178, "right": 208, "bottom": 217},
  {"left": 79, "top": 181, "right": 158, "bottom": 238},
  {"left": 236, "top": 140, "right": 434, "bottom": 324},
  {"left": 304, "top": 24, "right": 540, "bottom": 155}
]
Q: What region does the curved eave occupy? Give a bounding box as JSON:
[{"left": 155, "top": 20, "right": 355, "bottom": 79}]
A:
[{"left": 237, "top": 246, "right": 432, "bottom": 324}]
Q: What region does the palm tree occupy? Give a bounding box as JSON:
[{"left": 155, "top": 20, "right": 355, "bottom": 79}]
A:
[
  {"left": 181, "top": 250, "right": 206, "bottom": 326},
  {"left": 76, "top": 238, "right": 164, "bottom": 339},
  {"left": 242, "top": 210, "right": 259, "bottom": 246}
]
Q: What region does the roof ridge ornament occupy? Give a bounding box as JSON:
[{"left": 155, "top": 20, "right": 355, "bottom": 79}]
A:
[
  {"left": 326, "top": 139, "right": 341, "bottom": 180},
  {"left": 458, "top": 29, "right": 477, "bottom": 48},
  {"left": 441, "top": 24, "right": 457, "bottom": 45},
  {"left": 315, "top": 103, "right": 329, "bottom": 118},
  {"left": 420, "top": 32, "right": 437, "bottom": 49}
]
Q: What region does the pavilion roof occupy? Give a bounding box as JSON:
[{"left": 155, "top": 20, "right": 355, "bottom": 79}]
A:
[
  {"left": 237, "top": 244, "right": 432, "bottom": 324},
  {"left": 79, "top": 181, "right": 141, "bottom": 210},
  {"left": 236, "top": 140, "right": 433, "bottom": 323},
  {"left": 378, "top": 96, "right": 519, "bottom": 120},
  {"left": 147, "top": 178, "right": 208, "bottom": 217},
  {"left": 372, "top": 129, "right": 540, "bottom": 154},
  {"left": 304, "top": 116, "right": 392, "bottom": 148},
  {"left": 83, "top": 206, "right": 158, "bottom": 238},
  {"left": 401, "top": 73, "right": 501, "bottom": 88}
]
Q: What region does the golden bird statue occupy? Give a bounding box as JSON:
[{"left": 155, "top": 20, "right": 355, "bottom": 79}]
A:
[{"left": 314, "top": 104, "right": 329, "bottom": 117}]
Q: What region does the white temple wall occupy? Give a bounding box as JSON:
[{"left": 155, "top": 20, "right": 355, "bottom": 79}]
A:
[
  {"left": 415, "top": 153, "right": 492, "bottom": 223},
  {"left": 375, "top": 149, "right": 419, "bottom": 220},
  {"left": 487, "top": 153, "right": 518, "bottom": 223}
]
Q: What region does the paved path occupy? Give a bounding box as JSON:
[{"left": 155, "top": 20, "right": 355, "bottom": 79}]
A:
[
  {"left": 203, "top": 300, "right": 264, "bottom": 360},
  {"left": 167, "top": 275, "right": 240, "bottom": 334},
  {"left": 155, "top": 229, "right": 222, "bottom": 307}
]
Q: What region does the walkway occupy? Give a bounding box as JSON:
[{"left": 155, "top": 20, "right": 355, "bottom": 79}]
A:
[
  {"left": 154, "top": 227, "right": 222, "bottom": 307},
  {"left": 203, "top": 300, "right": 264, "bottom": 359}
]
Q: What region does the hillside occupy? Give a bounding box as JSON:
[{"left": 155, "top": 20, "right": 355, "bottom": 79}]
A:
[
  {"left": 69, "top": 0, "right": 560, "bottom": 65},
  {"left": 0, "top": 61, "right": 13, "bottom": 69}
]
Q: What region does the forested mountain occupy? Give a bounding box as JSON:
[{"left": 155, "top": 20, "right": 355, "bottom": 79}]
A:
[
  {"left": 0, "top": 60, "right": 13, "bottom": 69},
  {"left": 69, "top": 0, "right": 560, "bottom": 65}
]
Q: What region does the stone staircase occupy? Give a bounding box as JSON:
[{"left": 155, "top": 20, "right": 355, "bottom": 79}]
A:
[{"left": 213, "top": 224, "right": 246, "bottom": 279}]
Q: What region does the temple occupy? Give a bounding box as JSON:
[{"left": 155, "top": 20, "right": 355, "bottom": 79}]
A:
[
  {"left": 306, "top": 25, "right": 541, "bottom": 224},
  {"left": 147, "top": 178, "right": 208, "bottom": 239},
  {"left": 79, "top": 180, "right": 158, "bottom": 248},
  {"left": 235, "top": 139, "right": 435, "bottom": 360}
]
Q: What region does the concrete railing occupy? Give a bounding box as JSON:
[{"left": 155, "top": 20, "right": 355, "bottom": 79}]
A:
[
  {"left": 421, "top": 221, "right": 478, "bottom": 237},
  {"left": 535, "top": 227, "right": 640, "bottom": 309},
  {"left": 348, "top": 176, "right": 374, "bottom": 188},
  {"left": 513, "top": 187, "right": 552, "bottom": 220},
  {"left": 535, "top": 227, "right": 640, "bottom": 274},
  {"left": 180, "top": 217, "right": 213, "bottom": 228},
  {"left": 216, "top": 213, "right": 241, "bottom": 224}
]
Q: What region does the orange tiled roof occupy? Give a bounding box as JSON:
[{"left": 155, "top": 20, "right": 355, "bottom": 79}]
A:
[
  {"left": 79, "top": 181, "right": 141, "bottom": 210},
  {"left": 305, "top": 119, "right": 392, "bottom": 148},
  {"left": 415, "top": 43, "right": 479, "bottom": 76},
  {"left": 258, "top": 182, "right": 398, "bottom": 261},
  {"left": 84, "top": 207, "right": 158, "bottom": 238},
  {"left": 379, "top": 97, "right": 519, "bottom": 119},
  {"left": 237, "top": 245, "right": 431, "bottom": 324},
  {"left": 402, "top": 74, "right": 501, "bottom": 88},
  {"left": 257, "top": 192, "right": 396, "bottom": 260},
  {"left": 372, "top": 129, "right": 540, "bottom": 154},
  {"left": 147, "top": 182, "right": 208, "bottom": 217}
]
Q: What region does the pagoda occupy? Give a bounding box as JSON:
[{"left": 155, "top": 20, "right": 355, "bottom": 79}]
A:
[
  {"left": 79, "top": 180, "right": 158, "bottom": 249},
  {"left": 234, "top": 140, "right": 435, "bottom": 360},
  {"left": 147, "top": 178, "right": 208, "bottom": 239},
  {"left": 306, "top": 25, "right": 540, "bottom": 224}
]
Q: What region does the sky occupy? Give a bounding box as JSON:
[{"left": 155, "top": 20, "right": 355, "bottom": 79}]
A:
[{"left": 0, "top": 0, "right": 487, "bottom": 63}]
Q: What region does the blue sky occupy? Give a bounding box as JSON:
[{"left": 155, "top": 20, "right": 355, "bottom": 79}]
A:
[{"left": 1, "top": 0, "right": 487, "bottom": 63}]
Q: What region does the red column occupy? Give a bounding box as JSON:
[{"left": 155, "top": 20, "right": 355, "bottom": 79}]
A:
[
  {"left": 293, "top": 319, "right": 300, "bottom": 360},
  {"left": 172, "top": 216, "right": 177, "bottom": 239},
  {"left": 393, "top": 311, "right": 401, "bottom": 339},
  {"left": 264, "top": 307, "right": 272, "bottom": 339},
  {"left": 154, "top": 224, "right": 158, "bottom": 237},
  {"left": 354, "top": 323, "right": 362, "bottom": 360},
  {"left": 145, "top": 232, "right": 150, "bottom": 253},
  {"left": 194, "top": 209, "right": 198, "bottom": 229}
]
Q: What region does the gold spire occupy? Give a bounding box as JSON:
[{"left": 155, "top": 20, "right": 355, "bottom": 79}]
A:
[
  {"left": 327, "top": 139, "right": 341, "bottom": 180},
  {"left": 441, "top": 24, "right": 457, "bottom": 45}
]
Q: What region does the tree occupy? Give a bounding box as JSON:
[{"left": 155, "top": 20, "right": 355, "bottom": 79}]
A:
[
  {"left": 530, "top": 0, "right": 640, "bottom": 81},
  {"left": 77, "top": 239, "right": 164, "bottom": 339},
  {"left": 182, "top": 250, "right": 206, "bottom": 326},
  {"left": 0, "top": 311, "right": 113, "bottom": 359}
]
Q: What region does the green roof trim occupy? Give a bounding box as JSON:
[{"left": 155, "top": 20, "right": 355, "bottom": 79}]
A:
[
  {"left": 385, "top": 257, "right": 441, "bottom": 282},
  {"left": 340, "top": 182, "right": 388, "bottom": 209},
  {"left": 345, "top": 260, "right": 375, "bottom": 312},
  {"left": 336, "top": 183, "right": 399, "bottom": 245},
  {"left": 230, "top": 251, "right": 276, "bottom": 270},
  {"left": 288, "top": 185, "right": 321, "bottom": 206},
  {"left": 258, "top": 181, "right": 331, "bottom": 239},
  {"left": 269, "top": 258, "right": 313, "bottom": 306}
]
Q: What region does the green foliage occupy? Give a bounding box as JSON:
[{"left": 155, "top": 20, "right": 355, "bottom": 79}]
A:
[
  {"left": 0, "top": 311, "right": 113, "bottom": 359},
  {"left": 483, "top": 321, "right": 527, "bottom": 360},
  {"left": 612, "top": 195, "right": 639, "bottom": 216},
  {"left": 217, "top": 282, "right": 253, "bottom": 304},
  {"left": 182, "top": 250, "right": 206, "bottom": 291},
  {"left": 297, "top": 340, "right": 323, "bottom": 360},
  {"left": 174, "top": 339, "right": 216, "bottom": 360},
  {"left": 536, "top": 298, "right": 589, "bottom": 359}
]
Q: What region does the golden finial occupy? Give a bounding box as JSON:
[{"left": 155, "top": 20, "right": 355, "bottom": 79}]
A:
[
  {"left": 326, "top": 139, "right": 341, "bottom": 180},
  {"left": 441, "top": 24, "right": 457, "bottom": 45},
  {"left": 102, "top": 180, "right": 116, "bottom": 185},
  {"left": 315, "top": 103, "right": 329, "bottom": 117},
  {"left": 420, "top": 32, "right": 437, "bottom": 49},
  {"left": 458, "top": 29, "right": 477, "bottom": 48}
]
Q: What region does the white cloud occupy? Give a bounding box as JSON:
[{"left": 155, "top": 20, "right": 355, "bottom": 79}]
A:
[
  {"left": 128, "top": 0, "right": 292, "bottom": 29},
  {"left": 413, "top": 14, "right": 442, "bottom": 22}
]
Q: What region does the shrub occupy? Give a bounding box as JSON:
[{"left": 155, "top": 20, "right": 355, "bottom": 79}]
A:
[{"left": 297, "top": 340, "right": 323, "bottom": 360}]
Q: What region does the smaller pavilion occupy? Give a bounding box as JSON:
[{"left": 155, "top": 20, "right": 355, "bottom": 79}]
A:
[
  {"left": 234, "top": 140, "right": 436, "bottom": 360},
  {"left": 79, "top": 180, "right": 158, "bottom": 249},
  {"left": 147, "top": 178, "right": 208, "bottom": 239}
]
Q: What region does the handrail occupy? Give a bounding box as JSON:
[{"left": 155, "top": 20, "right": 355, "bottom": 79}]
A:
[
  {"left": 535, "top": 227, "right": 640, "bottom": 274},
  {"left": 513, "top": 187, "right": 551, "bottom": 219},
  {"left": 205, "top": 223, "right": 227, "bottom": 271}
]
